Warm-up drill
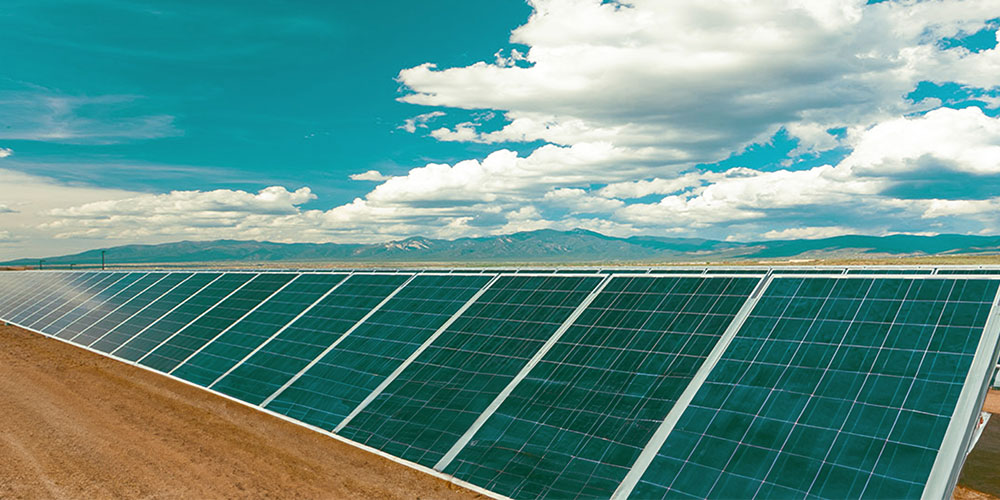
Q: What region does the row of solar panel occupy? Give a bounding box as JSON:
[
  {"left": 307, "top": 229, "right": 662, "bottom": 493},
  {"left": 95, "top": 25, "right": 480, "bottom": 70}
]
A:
[
  {"left": 28, "top": 266, "right": 1000, "bottom": 275},
  {"left": 1, "top": 270, "right": 997, "bottom": 499}
]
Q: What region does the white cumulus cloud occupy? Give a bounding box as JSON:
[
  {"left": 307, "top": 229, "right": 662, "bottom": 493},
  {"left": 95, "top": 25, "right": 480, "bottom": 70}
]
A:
[
  {"left": 762, "top": 226, "right": 858, "bottom": 240},
  {"left": 841, "top": 107, "right": 1000, "bottom": 175},
  {"left": 44, "top": 186, "right": 317, "bottom": 240},
  {"left": 7, "top": 0, "right": 1000, "bottom": 254},
  {"left": 399, "top": 0, "right": 1000, "bottom": 166},
  {"left": 350, "top": 170, "right": 391, "bottom": 182},
  {"left": 399, "top": 111, "right": 446, "bottom": 133}
]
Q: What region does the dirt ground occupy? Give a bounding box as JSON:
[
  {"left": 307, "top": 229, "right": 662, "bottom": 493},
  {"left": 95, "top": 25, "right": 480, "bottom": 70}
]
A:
[
  {"left": 983, "top": 391, "right": 1000, "bottom": 414},
  {"left": 0, "top": 324, "right": 479, "bottom": 500},
  {"left": 956, "top": 486, "right": 1000, "bottom": 500},
  {"left": 958, "top": 392, "right": 1000, "bottom": 500}
]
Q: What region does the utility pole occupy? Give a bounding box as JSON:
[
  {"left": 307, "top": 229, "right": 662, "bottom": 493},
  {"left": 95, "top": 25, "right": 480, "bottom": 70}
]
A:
[{"left": 101, "top": 250, "right": 106, "bottom": 270}]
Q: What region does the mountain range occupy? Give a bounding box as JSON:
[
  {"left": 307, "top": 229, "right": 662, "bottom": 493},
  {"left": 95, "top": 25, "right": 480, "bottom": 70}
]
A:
[{"left": 6, "top": 229, "right": 1000, "bottom": 267}]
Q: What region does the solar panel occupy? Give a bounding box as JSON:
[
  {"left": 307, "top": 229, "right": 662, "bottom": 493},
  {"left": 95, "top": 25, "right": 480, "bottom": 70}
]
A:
[
  {"left": 13, "top": 272, "right": 98, "bottom": 326},
  {"left": 0, "top": 272, "right": 54, "bottom": 315},
  {"left": 648, "top": 269, "right": 707, "bottom": 274},
  {"left": 1, "top": 269, "right": 996, "bottom": 500},
  {"left": 937, "top": 269, "right": 1000, "bottom": 275},
  {"left": 210, "top": 273, "right": 412, "bottom": 405},
  {"left": 336, "top": 274, "right": 604, "bottom": 467},
  {"left": 846, "top": 269, "right": 935, "bottom": 274},
  {"left": 139, "top": 273, "right": 297, "bottom": 372},
  {"left": 441, "top": 275, "right": 762, "bottom": 498},
  {"left": 50, "top": 272, "right": 148, "bottom": 339},
  {"left": 264, "top": 273, "right": 496, "bottom": 430},
  {"left": 170, "top": 273, "right": 348, "bottom": 387},
  {"left": 1, "top": 272, "right": 68, "bottom": 319},
  {"left": 89, "top": 272, "right": 204, "bottom": 353},
  {"left": 66, "top": 273, "right": 172, "bottom": 345},
  {"left": 112, "top": 272, "right": 247, "bottom": 361},
  {"left": 772, "top": 269, "right": 847, "bottom": 274},
  {"left": 626, "top": 276, "right": 1000, "bottom": 499},
  {"left": 29, "top": 272, "right": 122, "bottom": 331}
]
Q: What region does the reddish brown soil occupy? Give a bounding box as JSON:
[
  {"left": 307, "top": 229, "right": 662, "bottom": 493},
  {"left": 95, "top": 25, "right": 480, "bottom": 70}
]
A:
[
  {"left": 958, "top": 390, "right": 1000, "bottom": 500},
  {"left": 983, "top": 390, "right": 1000, "bottom": 414},
  {"left": 0, "top": 324, "right": 479, "bottom": 500},
  {"left": 956, "top": 486, "right": 1000, "bottom": 500}
]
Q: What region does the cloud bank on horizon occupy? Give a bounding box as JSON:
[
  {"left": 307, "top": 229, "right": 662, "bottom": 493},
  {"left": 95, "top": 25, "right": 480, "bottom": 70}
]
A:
[{"left": 1, "top": 0, "right": 999, "bottom": 258}]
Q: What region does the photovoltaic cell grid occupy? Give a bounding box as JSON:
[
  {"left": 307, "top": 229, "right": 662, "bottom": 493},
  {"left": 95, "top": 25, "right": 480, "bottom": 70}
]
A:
[
  {"left": 337, "top": 274, "right": 605, "bottom": 468},
  {"left": 171, "top": 273, "right": 348, "bottom": 387},
  {"left": 35, "top": 272, "right": 127, "bottom": 334},
  {"left": 2, "top": 269, "right": 999, "bottom": 500},
  {"left": 3, "top": 271, "right": 93, "bottom": 331},
  {"left": 139, "top": 273, "right": 296, "bottom": 373},
  {"left": 444, "top": 275, "right": 761, "bottom": 499},
  {"left": 0, "top": 272, "right": 52, "bottom": 315},
  {"left": 11, "top": 273, "right": 88, "bottom": 324},
  {"left": 631, "top": 277, "right": 1000, "bottom": 499},
  {"left": 937, "top": 269, "right": 1000, "bottom": 275},
  {"left": 771, "top": 269, "right": 847, "bottom": 275},
  {"left": 54, "top": 272, "right": 151, "bottom": 337},
  {"left": 58, "top": 272, "right": 164, "bottom": 344},
  {"left": 36, "top": 272, "right": 130, "bottom": 332},
  {"left": 115, "top": 273, "right": 252, "bottom": 362},
  {"left": 72, "top": 273, "right": 178, "bottom": 345},
  {"left": 265, "top": 273, "right": 495, "bottom": 430},
  {"left": 90, "top": 272, "right": 206, "bottom": 354},
  {"left": 211, "top": 273, "right": 412, "bottom": 405},
  {"left": 647, "top": 270, "right": 709, "bottom": 274},
  {"left": 16, "top": 272, "right": 100, "bottom": 329},
  {"left": 846, "top": 269, "right": 935, "bottom": 275},
  {"left": 16, "top": 272, "right": 98, "bottom": 326}
]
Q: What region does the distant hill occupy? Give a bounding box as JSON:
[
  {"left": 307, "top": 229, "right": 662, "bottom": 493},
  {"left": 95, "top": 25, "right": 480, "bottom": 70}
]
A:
[{"left": 6, "top": 229, "right": 1000, "bottom": 266}]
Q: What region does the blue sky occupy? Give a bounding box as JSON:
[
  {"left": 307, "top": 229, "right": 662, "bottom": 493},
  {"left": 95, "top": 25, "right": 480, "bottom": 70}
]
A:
[
  {"left": 0, "top": 0, "right": 999, "bottom": 259},
  {"left": 0, "top": 1, "right": 533, "bottom": 198}
]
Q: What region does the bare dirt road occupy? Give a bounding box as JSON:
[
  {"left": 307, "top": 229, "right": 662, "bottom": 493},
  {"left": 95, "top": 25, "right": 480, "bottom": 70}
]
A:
[{"left": 0, "top": 324, "right": 479, "bottom": 500}]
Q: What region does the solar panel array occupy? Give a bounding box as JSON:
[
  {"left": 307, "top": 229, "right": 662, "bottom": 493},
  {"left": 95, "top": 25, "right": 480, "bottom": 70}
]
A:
[{"left": 1, "top": 268, "right": 999, "bottom": 500}]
